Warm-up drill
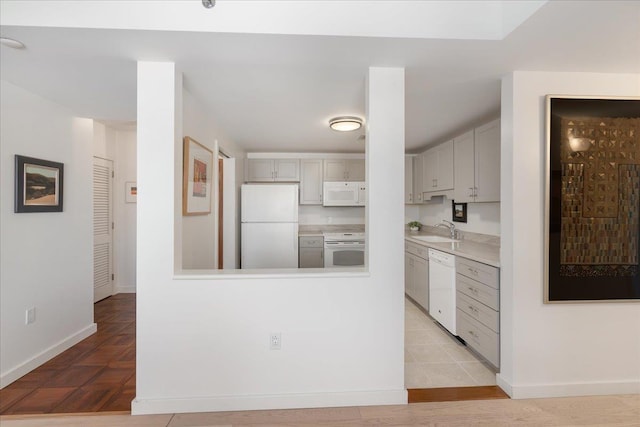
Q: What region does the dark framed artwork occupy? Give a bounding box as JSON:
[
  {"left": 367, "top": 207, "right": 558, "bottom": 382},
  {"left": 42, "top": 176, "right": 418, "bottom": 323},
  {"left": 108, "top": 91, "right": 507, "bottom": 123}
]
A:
[
  {"left": 452, "top": 201, "right": 467, "bottom": 223},
  {"left": 544, "top": 96, "right": 640, "bottom": 303},
  {"left": 15, "top": 155, "right": 64, "bottom": 213}
]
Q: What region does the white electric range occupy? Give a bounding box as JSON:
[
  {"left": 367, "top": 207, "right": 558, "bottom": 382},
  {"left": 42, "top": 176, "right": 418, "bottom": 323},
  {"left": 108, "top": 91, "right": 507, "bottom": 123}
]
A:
[{"left": 322, "top": 231, "right": 365, "bottom": 267}]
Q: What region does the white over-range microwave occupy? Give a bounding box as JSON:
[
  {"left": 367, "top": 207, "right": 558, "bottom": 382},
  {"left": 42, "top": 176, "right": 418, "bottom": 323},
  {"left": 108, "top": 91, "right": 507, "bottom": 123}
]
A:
[{"left": 323, "top": 181, "right": 366, "bottom": 207}]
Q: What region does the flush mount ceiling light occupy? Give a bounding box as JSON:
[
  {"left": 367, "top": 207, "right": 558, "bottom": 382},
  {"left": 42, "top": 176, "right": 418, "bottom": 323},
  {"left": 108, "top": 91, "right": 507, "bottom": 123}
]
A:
[
  {"left": 329, "top": 116, "right": 363, "bottom": 132},
  {"left": 0, "top": 37, "right": 26, "bottom": 49},
  {"left": 202, "top": 0, "right": 215, "bottom": 8}
]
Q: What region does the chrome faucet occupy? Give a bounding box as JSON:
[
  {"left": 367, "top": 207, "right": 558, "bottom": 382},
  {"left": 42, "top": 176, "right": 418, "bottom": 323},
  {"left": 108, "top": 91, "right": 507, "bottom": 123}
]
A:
[{"left": 434, "top": 220, "right": 459, "bottom": 239}]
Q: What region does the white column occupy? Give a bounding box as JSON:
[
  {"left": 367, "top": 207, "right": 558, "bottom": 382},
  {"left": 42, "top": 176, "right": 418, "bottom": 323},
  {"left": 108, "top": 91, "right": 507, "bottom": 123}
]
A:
[
  {"left": 135, "top": 61, "right": 181, "bottom": 397},
  {"left": 366, "top": 66, "right": 406, "bottom": 390}
]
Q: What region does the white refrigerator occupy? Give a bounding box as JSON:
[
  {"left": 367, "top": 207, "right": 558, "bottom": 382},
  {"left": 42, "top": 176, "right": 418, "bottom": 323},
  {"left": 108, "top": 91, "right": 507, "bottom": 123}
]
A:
[{"left": 241, "top": 184, "right": 299, "bottom": 269}]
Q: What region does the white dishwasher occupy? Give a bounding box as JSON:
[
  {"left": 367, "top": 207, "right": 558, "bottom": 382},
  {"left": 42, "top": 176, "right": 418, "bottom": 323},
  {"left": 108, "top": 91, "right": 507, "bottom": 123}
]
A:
[{"left": 428, "top": 249, "right": 456, "bottom": 335}]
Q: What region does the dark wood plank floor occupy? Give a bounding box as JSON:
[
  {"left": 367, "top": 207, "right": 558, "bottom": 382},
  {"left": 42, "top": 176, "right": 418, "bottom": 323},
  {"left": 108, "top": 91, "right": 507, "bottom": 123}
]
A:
[
  {"left": 0, "top": 294, "right": 136, "bottom": 415},
  {"left": 408, "top": 386, "right": 509, "bottom": 403}
]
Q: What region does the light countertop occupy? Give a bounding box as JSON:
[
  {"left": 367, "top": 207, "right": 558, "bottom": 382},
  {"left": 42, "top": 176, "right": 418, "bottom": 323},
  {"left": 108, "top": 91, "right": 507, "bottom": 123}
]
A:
[
  {"left": 299, "top": 224, "right": 365, "bottom": 237},
  {"left": 405, "top": 231, "right": 500, "bottom": 268}
]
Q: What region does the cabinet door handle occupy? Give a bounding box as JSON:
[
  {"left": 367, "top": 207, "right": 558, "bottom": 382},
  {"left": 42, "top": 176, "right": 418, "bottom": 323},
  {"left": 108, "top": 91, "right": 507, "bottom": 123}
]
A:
[
  {"left": 468, "top": 286, "right": 478, "bottom": 294},
  {"left": 469, "top": 187, "right": 474, "bottom": 197}
]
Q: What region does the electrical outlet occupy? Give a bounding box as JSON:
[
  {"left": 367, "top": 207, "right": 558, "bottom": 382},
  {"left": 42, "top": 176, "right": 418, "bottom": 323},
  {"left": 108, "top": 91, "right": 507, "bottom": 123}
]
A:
[
  {"left": 270, "top": 332, "right": 281, "bottom": 350},
  {"left": 25, "top": 307, "right": 36, "bottom": 325}
]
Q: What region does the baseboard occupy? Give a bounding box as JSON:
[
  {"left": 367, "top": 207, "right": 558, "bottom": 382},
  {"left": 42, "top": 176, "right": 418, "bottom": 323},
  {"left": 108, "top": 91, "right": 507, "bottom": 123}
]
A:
[
  {"left": 496, "top": 376, "right": 640, "bottom": 399},
  {"left": 132, "top": 389, "right": 407, "bottom": 415},
  {"left": 0, "top": 323, "right": 97, "bottom": 388},
  {"left": 114, "top": 285, "right": 136, "bottom": 294},
  {"left": 496, "top": 374, "right": 513, "bottom": 397}
]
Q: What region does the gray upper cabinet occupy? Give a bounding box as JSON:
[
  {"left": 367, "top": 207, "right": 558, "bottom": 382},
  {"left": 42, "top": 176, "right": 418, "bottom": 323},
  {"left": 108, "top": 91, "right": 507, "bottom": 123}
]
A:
[
  {"left": 422, "top": 140, "right": 454, "bottom": 193},
  {"left": 246, "top": 159, "right": 300, "bottom": 182},
  {"left": 405, "top": 155, "right": 424, "bottom": 204},
  {"left": 473, "top": 119, "right": 500, "bottom": 202},
  {"left": 299, "top": 159, "right": 323, "bottom": 205},
  {"left": 453, "top": 119, "right": 500, "bottom": 203},
  {"left": 323, "top": 159, "right": 365, "bottom": 181}
]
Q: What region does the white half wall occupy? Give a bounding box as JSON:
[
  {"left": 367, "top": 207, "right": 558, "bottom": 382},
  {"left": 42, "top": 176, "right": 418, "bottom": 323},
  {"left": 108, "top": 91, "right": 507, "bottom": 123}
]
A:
[
  {"left": 0, "top": 80, "right": 96, "bottom": 387},
  {"left": 133, "top": 64, "right": 405, "bottom": 414},
  {"left": 499, "top": 71, "right": 640, "bottom": 399}
]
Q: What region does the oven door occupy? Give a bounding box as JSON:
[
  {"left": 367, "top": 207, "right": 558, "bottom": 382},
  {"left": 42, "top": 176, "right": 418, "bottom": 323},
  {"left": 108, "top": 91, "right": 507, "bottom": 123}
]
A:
[{"left": 324, "top": 241, "right": 365, "bottom": 267}]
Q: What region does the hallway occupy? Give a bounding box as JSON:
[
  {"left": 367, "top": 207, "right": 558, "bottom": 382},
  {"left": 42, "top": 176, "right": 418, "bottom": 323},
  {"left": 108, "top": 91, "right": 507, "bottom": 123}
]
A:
[{"left": 0, "top": 294, "right": 135, "bottom": 414}]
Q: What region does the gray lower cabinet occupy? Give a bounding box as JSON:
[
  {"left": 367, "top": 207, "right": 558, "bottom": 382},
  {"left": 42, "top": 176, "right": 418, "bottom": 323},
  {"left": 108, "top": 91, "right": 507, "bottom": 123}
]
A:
[
  {"left": 405, "top": 241, "right": 429, "bottom": 311},
  {"left": 299, "top": 236, "right": 324, "bottom": 268},
  {"left": 456, "top": 256, "right": 500, "bottom": 368}
]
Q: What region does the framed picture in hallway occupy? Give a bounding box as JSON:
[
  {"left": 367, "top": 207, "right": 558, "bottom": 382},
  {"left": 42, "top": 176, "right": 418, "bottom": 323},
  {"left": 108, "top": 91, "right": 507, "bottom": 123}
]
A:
[
  {"left": 544, "top": 95, "right": 640, "bottom": 303},
  {"left": 183, "top": 136, "right": 213, "bottom": 216},
  {"left": 125, "top": 181, "right": 137, "bottom": 203},
  {"left": 14, "top": 155, "right": 64, "bottom": 213}
]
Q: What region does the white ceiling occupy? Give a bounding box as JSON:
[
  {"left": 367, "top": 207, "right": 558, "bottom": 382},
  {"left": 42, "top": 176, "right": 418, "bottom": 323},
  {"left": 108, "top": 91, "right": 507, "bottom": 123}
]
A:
[{"left": 1, "top": 1, "right": 639, "bottom": 154}]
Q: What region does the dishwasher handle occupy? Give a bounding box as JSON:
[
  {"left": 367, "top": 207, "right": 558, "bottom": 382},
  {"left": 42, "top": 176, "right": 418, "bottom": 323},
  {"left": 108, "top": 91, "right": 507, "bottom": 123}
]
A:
[{"left": 428, "top": 249, "right": 455, "bottom": 267}]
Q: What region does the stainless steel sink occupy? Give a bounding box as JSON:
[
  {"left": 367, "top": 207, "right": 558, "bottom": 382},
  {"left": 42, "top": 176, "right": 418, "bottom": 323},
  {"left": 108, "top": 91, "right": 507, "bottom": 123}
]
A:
[{"left": 412, "top": 235, "right": 460, "bottom": 243}]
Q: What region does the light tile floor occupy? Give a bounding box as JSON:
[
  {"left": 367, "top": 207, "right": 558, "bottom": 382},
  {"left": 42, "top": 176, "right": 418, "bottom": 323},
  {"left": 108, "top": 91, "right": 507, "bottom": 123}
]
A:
[{"left": 405, "top": 296, "right": 497, "bottom": 388}]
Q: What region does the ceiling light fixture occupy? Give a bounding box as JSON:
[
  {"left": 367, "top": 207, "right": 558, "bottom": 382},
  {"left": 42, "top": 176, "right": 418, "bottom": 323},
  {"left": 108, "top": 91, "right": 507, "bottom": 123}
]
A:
[
  {"left": 0, "top": 37, "right": 26, "bottom": 49},
  {"left": 329, "top": 116, "right": 363, "bottom": 132},
  {"left": 202, "top": 0, "right": 215, "bottom": 8}
]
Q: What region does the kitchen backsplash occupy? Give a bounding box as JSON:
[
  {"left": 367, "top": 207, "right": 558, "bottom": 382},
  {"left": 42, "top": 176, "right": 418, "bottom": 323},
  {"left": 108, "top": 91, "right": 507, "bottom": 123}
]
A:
[{"left": 299, "top": 205, "right": 364, "bottom": 225}]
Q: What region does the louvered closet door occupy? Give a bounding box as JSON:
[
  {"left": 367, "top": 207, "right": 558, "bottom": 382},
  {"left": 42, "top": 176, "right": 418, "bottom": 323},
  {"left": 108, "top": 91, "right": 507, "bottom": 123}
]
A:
[{"left": 93, "top": 157, "right": 113, "bottom": 303}]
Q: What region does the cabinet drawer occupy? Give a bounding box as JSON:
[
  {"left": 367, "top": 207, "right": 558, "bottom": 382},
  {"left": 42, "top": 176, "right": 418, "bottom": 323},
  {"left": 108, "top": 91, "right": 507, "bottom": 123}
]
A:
[
  {"left": 405, "top": 241, "right": 428, "bottom": 259},
  {"left": 457, "top": 309, "right": 499, "bottom": 368},
  {"left": 456, "top": 257, "right": 498, "bottom": 289},
  {"left": 457, "top": 291, "right": 499, "bottom": 333},
  {"left": 456, "top": 274, "right": 499, "bottom": 311},
  {"left": 300, "top": 236, "right": 323, "bottom": 248}
]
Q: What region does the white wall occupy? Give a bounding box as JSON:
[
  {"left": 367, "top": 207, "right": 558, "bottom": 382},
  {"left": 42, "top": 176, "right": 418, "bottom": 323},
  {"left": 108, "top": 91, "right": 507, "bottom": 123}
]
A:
[
  {"left": 181, "top": 88, "right": 246, "bottom": 269},
  {"left": 93, "top": 122, "right": 138, "bottom": 293},
  {"left": 114, "top": 129, "right": 137, "bottom": 292},
  {"left": 499, "top": 71, "right": 640, "bottom": 399},
  {"left": 0, "top": 80, "right": 96, "bottom": 387},
  {"left": 133, "top": 63, "right": 405, "bottom": 414},
  {"left": 416, "top": 198, "right": 500, "bottom": 236},
  {"left": 93, "top": 121, "right": 116, "bottom": 160}
]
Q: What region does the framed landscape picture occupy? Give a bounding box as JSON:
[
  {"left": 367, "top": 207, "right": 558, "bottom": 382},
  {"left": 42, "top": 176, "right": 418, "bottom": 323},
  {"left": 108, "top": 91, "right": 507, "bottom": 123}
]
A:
[
  {"left": 182, "top": 136, "right": 213, "bottom": 216},
  {"left": 544, "top": 95, "right": 640, "bottom": 302},
  {"left": 15, "top": 155, "right": 64, "bottom": 213}
]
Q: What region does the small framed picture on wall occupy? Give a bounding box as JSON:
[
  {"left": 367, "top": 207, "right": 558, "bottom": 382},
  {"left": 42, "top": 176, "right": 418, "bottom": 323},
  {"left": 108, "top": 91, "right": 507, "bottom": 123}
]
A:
[
  {"left": 452, "top": 201, "right": 467, "bottom": 223},
  {"left": 15, "top": 155, "right": 64, "bottom": 213},
  {"left": 125, "top": 182, "right": 137, "bottom": 203}
]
